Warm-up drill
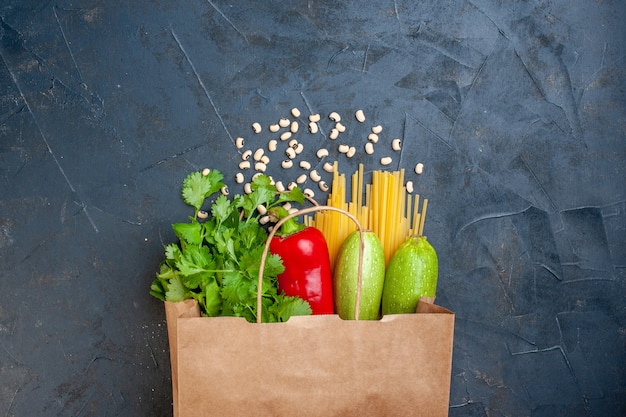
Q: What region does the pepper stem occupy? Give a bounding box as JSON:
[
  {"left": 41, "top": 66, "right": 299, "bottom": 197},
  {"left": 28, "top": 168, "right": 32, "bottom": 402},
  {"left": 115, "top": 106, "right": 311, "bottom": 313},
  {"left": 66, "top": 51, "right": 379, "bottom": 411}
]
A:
[{"left": 268, "top": 206, "right": 305, "bottom": 237}]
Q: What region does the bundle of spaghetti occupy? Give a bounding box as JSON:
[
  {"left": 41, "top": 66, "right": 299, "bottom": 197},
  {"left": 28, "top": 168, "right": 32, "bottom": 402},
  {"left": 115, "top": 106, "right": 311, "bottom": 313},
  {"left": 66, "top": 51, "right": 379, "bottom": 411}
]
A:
[{"left": 305, "top": 162, "right": 428, "bottom": 267}]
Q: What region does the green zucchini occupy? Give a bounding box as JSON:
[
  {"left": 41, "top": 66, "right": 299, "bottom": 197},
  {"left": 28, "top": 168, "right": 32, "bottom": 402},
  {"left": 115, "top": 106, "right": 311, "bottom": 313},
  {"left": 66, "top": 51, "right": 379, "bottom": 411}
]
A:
[
  {"left": 381, "top": 235, "right": 438, "bottom": 315},
  {"left": 333, "top": 230, "right": 386, "bottom": 320}
]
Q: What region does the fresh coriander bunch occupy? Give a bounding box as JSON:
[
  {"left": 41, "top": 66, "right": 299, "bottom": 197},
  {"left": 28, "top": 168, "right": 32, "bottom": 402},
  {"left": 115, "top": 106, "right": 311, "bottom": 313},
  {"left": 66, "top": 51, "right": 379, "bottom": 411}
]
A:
[{"left": 150, "top": 169, "right": 312, "bottom": 323}]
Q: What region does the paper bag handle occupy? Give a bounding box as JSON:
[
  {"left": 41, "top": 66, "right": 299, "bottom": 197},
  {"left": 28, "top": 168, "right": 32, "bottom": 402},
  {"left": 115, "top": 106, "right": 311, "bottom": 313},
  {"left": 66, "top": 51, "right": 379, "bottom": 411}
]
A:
[{"left": 257, "top": 205, "right": 365, "bottom": 323}]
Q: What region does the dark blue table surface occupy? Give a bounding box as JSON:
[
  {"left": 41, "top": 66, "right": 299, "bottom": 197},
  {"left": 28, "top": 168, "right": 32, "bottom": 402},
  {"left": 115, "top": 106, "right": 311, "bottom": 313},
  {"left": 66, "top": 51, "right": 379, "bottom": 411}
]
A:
[{"left": 1, "top": 1, "right": 624, "bottom": 416}]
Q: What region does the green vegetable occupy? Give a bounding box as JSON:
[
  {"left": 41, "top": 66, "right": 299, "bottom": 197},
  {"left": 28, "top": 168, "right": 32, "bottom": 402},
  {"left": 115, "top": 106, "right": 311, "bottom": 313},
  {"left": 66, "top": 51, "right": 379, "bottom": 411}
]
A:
[
  {"left": 381, "top": 235, "right": 438, "bottom": 315},
  {"left": 333, "top": 230, "right": 385, "bottom": 320},
  {"left": 150, "top": 170, "right": 312, "bottom": 323}
]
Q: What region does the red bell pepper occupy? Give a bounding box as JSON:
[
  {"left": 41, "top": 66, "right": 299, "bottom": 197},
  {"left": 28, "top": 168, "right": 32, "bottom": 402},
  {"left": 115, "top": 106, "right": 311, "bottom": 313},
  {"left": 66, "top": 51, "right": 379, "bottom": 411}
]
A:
[{"left": 269, "top": 211, "right": 334, "bottom": 315}]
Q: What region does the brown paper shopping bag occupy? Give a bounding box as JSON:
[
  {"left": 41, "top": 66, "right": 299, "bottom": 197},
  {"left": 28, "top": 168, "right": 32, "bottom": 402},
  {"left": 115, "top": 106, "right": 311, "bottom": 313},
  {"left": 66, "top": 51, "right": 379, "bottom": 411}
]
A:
[
  {"left": 166, "top": 299, "right": 454, "bottom": 417},
  {"left": 164, "top": 206, "right": 455, "bottom": 417}
]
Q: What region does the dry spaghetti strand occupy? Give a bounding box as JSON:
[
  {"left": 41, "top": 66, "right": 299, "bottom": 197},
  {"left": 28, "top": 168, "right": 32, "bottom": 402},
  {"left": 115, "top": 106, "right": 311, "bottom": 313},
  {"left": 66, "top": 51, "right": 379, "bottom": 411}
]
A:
[{"left": 304, "top": 163, "right": 429, "bottom": 266}]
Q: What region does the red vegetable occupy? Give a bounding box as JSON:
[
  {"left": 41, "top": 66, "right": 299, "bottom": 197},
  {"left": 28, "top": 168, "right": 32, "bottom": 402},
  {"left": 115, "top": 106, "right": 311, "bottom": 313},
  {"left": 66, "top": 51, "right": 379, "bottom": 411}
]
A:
[{"left": 269, "top": 215, "right": 334, "bottom": 315}]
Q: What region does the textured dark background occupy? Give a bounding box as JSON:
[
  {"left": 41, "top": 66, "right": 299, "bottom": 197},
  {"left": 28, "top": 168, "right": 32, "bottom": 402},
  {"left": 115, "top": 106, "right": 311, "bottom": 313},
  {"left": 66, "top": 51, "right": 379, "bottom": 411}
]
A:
[{"left": 1, "top": 1, "right": 624, "bottom": 416}]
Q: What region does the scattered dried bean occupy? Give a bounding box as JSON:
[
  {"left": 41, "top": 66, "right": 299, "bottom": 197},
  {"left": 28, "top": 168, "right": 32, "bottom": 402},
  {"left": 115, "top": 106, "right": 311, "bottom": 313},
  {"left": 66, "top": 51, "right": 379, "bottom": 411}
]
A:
[{"left": 316, "top": 148, "right": 329, "bottom": 159}]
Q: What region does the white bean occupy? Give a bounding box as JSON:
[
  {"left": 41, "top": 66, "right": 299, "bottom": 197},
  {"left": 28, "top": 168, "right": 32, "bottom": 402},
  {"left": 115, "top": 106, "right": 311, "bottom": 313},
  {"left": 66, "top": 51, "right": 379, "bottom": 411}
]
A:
[
  {"left": 254, "top": 148, "right": 264, "bottom": 161},
  {"left": 308, "top": 121, "right": 319, "bottom": 134},
  {"left": 260, "top": 155, "right": 270, "bottom": 164},
  {"left": 287, "top": 182, "right": 297, "bottom": 191},
  {"left": 392, "top": 138, "right": 402, "bottom": 151},
  {"left": 269, "top": 124, "right": 280, "bottom": 133},
  {"left": 328, "top": 111, "right": 341, "bottom": 122},
  {"left": 282, "top": 202, "right": 292, "bottom": 211},
  {"left": 242, "top": 149, "right": 252, "bottom": 160},
  {"left": 355, "top": 109, "right": 366, "bottom": 123},
  {"left": 221, "top": 185, "right": 229, "bottom": 195},
  {"left": 285, "top": 147, "right": 296, "bottom": 159},
  {"left": 296, "top": 174, "right": 307, "bottom": 184},
  {"left": 252, "top": 122, "right": 262, "bottom": 134},
  {"left": 288, "top": 207, "right": 299, "bottom": 215},
  {"left": 329, "top": 128, "right": 339, "bottom": 140},
  {"left": 335, "top": 122, "right": 346, "bottom": 133},
  {"left": 259, "top": 215, "right": 270, "bottom": 225},
  {"left": 235, "top": 137, "right": 245, "bottom": 149},
  {"left": 309, "top": 169, "right": 321, "bottom": 182},
  {"left": 368, "top": 133, "right": 379, "bottom": 143},
  {"left": 252, "top": 172, "right": 262, "bottom": 181},
  {"left": 268, "top": 139, "right": 278, "bottom": 152},
  {"left": 406, "top": 181, "right": 414, "bottom": 193},
  {"left": 371, "top": 125, "right": 383, "bottom": 134},
  {"left": 257, "top": 204, "right": 267, "bottom": 215},
  {"left": 323, "top": 162, "right": 335, "bottom": 172},
  {"left": 291, "top": 107, "right": 301, "bottom": 118},
  {"left": 380, "top": 156, "right": 393, "bottom": 166},
  {"left": 275, "top": 181, "right": 285, "bottom": 192},
  {"left": 300, "top": 160, "right": 311, "bottom": 170},
  {"left": 338, "top": 144, "right": 350, "bottom": 154},
  {"left": 279, "top": 118, "right": 290, "bottom": 128},
  {"left": 202, "top": 168, "right": 211, "bottom": 176},
  {"left": 288, "top": 138, "right": 298, "bottom": 148},
  {"left": 255, "top": 162, "right": 267, "bottom": 172},
  {"left": 303, "top": 188, "right": 315, "bottom": 198},
  {"left": 316, "top": 148, "right": 329, "bottom": 159},
  {"left": 290, "top": 121, "right": 299, "bottom": 133},
  {"left": 239, "top": 160, "right": 251, "bottom": 170},
  {"left": 415, "top": 163, "right": 424, "bottom": 174},
  {"left": 318, "top": 181, "right": 329, "bottom": 192},
  {"left": 244, "top": 183, "right": 252, "bottom": 194},
  {"left": 295, "top": 143, "right": 304, "bottom": 154},
  {"left": 235, "top": 172, "right": 244, "bottom": 183},
  {"left": 346, "top": 146, "right": 356, "bottom": 158},
  {"left": 280, "top": 131, "right": 292, "bottom": 141},
  {"left": 281, "top": 159, "right": 293, "bottom": 169},
  {"left": 197, "top": 210, "right": 209, "bottom": 219},
  {"left": 309, "top": 113, "right": 321, "bottom": 123},
  {"left": 365, "top": 142, "right": 374, "bottom": 154}
]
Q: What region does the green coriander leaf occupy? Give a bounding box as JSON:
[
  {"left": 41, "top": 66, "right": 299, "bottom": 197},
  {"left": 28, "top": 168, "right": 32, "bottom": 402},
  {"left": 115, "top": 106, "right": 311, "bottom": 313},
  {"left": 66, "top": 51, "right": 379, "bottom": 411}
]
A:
[
  {"left": 237, "top": 221, "right": 266, "bottom": 251},
  {"left": 221, "top": 270, "right": 250, "bottom": 304},
  {"left": 240, "top": 175, "right": 277, "bottom": 217},
  {"left": 202, "top": 278, "right": 222, "bottom": 316},
  {"left": 176, "top": 245, "right": 216, "bottom": 282},
  {"left": 165, "top": 275, "right": 188, "bottom": 302},
  {"left": 270, "top": 296, "right": 313, "bottom": 321},
  {"left": 181, "top": 170, "right": 225, "bottom": 211},
  {"left": 165, "top": 244, "right": 182, "bottom": 262},
  {"left": 277, "top": 187, "right": 305, "bottom": 205},
  {"left": 156, "top": 261, "right": 178, "bottom": 280},
  {"left": 263, "top": 252, "right": 286, "bottom": 278},
  {"left": 213, "top": 227, "right": 235, "bottom": 259},
  {"left": 240, "top": 246, "right": 284, "bottom": 282},
  {"left": 149, "top": 280, "right": 166, "bottom": 301},
  {"left": 172, "top": 221, "right": 203, "bottom": 245},
  {"left": 211, "top": 194, "right": 233, "bottom": 223}
]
